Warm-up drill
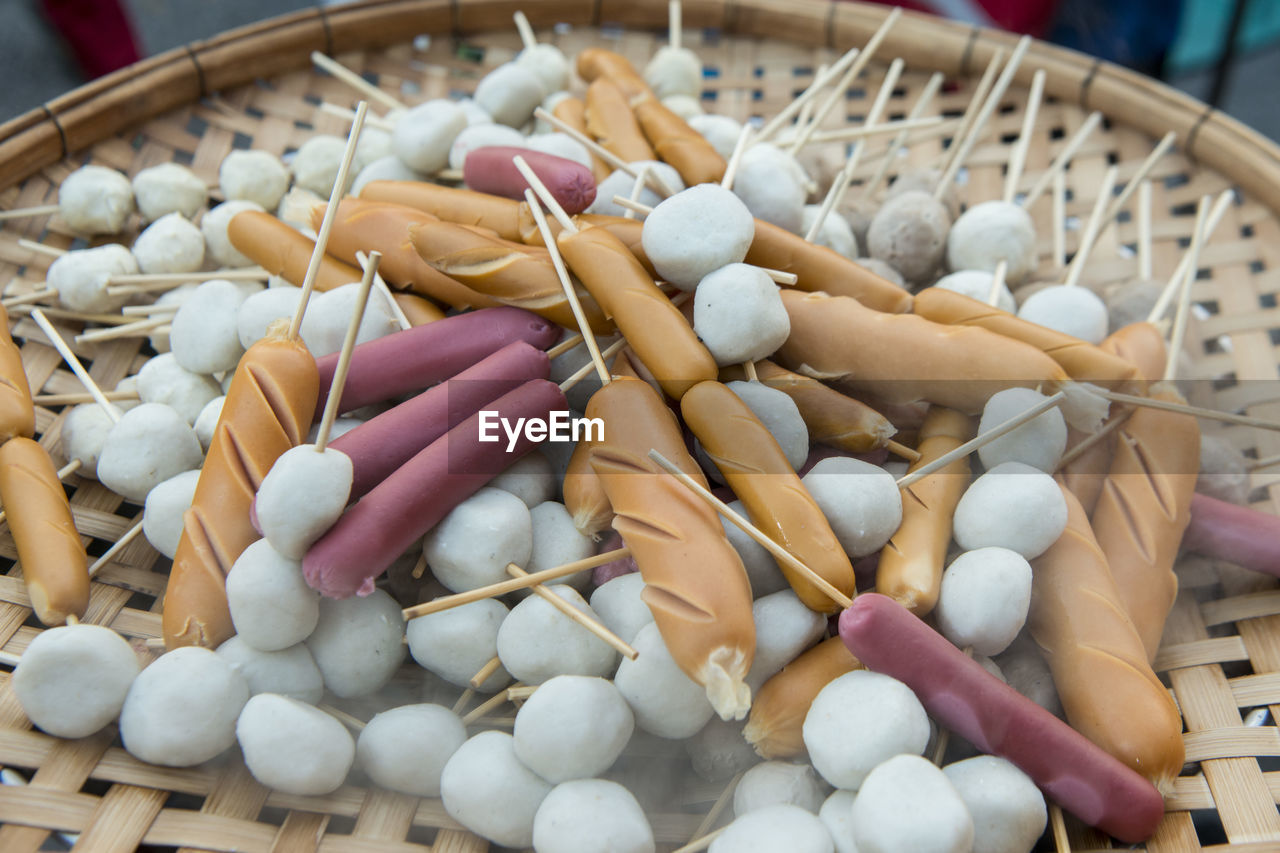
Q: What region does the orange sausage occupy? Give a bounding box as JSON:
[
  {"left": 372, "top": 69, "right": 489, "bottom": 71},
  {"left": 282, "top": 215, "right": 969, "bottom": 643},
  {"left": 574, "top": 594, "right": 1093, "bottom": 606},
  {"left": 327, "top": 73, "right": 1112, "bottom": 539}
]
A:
[
  {"left": 1100, "top": 321, "right": 1167, "bottom": 384},
  {"left": 585, "top": 78, "right": 655, "bottom": 164},
  {"left": 0, "top": 305, "right": 34, "bottom": 442},
  {"left": 681, "top": 380, "right": 856, "bottom": 612},
  {"left": 359, "top": 181, "right": 530, "bottom": 242},
  {"left": 586, "top": 376, "right": 755, "bottom": 719},
  {"left": 633, "top": 97, "right": 727, "bottom": 187},
  {"left": 409, "top": 219, "right": 613, "bottom": 335},
  {"left": 776, "top": 288, "right": 1072, "bottom": 415},
  {"left": 577, "top": 48, "right": 650, "bottom": 100},
  {"left": 0, "top": 437, "right": 87, "bottom": 625},
  {"left": 392, "top": 292, "right": 445, "bottom": 326},
  {"left": 743, "top": 637, "right": 862, "bottom": 759},
  {"left": 162, "top": 321, "right": 319, "bottom": 649},
  {"left": 553, "top": 95, "right": 611, "bottom": 182},
  {"left": 557, "top": 224, "right": 717, "bottom": 400},
  {"left": 746, "top": 220, "right": 913, "bottom": 314},
  {"left": 226, "top": 210, "right": 361, "bottom": 292},
  {"left": 875, "top": 407, "right": 974, "bottom": 615}
]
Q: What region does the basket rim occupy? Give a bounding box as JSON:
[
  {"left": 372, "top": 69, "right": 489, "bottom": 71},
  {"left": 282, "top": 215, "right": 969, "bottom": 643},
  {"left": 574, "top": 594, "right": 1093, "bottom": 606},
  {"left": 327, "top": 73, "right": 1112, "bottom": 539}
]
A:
[{"left": 0, "top": 0, "right": 1277, "bottom": 210}]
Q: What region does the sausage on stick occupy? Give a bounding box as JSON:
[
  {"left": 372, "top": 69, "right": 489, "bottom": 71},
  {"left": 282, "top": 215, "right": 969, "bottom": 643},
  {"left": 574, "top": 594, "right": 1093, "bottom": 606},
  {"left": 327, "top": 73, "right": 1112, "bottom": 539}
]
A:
[
  {"left": 743, "top": 636, "right": 862, "bottom": 759},
  {"left": 227, "top": 210, "right": 361, "bottom": 291},
  {"left": 0, "top": 304, "right": 35, "bottom": 441}
]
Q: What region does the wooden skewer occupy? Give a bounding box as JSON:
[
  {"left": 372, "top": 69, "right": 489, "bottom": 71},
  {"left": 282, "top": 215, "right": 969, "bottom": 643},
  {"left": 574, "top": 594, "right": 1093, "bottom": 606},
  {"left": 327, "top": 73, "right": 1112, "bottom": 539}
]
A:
[
  {"left": 1247, "top": 451, "right": 1280, "bottom": 472},
  {"left": 469, "top": 655, "right": 504, "bottom": 689},
  {"left": 310, "top": 52, "right": 405, "bottom": 112},
  {"left": 1137, "top": 180, "right": 1154, "bottom": 281},
  {"left": 1095, "top": 389, "right": 1280, "bottom": 432},
  {"left": 1003, "top": 69, "right": 1046, "bottom": 204},
  {"left": 754, "top": 46, "right": 860, "bottom": 144},
  {"left": 451, "top": 687, "right": 476, "bottom": 715},
  {"left": 933, "top": 48, "right": 1004, "bottom": 187},
  {"left": 409, "top": 552, "right": 428, "bottom": 580},
  {"left": 690, "top": 770, "right": 744, "bottom": 841},
  {"left": 1101, "top": 131, "right": 1177, "bottom": 226},
  {"left": 786, "top": 7, "right": 902, "bottom": 155},
  {"left": 804, "top": 57, "right": 904, "bottom": 243},
  {"left": 88, "top": 518, "right": 145, "bottom": 578},
  {"left": 986, "top": 259, "right": 1009, "bottom": 306},
  {"left": 1062, "top": 165, "right": 1119, "bottom": 288},
  {"left": 0, "top": 203, "right": 61, "bottom": 222},
  {"left": 559, "top": 339, "right": 628, "bottom": 393},
  {"left": 547, "top": 334, "right": 585, "bottom": 359},
  {"left": 749, "top": 265, "right": 798, "bottom": 286},
  {"left": 0, "top": 459, "right": 81, "bottom": 526},
  {"left": 17, "top": 238, "right": 66, "bottom": 258},
  {"left": 1021, "top": 111, "right": 1103, "bottom": 208},
  {"left": 355, "top": 249, "right": 411, "bottom": 331},
  {"left": 612, "top": 196, "right": 653, "bottom": 217},
  {"left": 513, "top": 10, "right": 539, "bottom": 52},
  {"left": 1, "top": 288, "right": 57, "bottom": 308},
  {"left": 1052, "top": 170, "right": 1067, "bottom": 270},
  {"left": 315, "top": 251, "right": 381, "bottom": 452},
  {"left": 897, "top": 391, "right": 1068, "bottom": 489},
  {"left": 106, "top": 268, "right": 269, "bottom": 288},
  {"left": 461, "top": 688, "right": 518, "bottom": 725},
  {"left": 33, "top": 389, "right": 138, "bottom": 406},
  {"left": 1054, "top": 407, "right": 1134, "bottom": 471},
  {"left": 1049, "top": 804, "right": 1071, "bottom": 853},
  {"left": 319, "top": 703, "right": 367, "bottom": 732},
  {"left": 1147, "top": 189, "right": 1234, "bottom": 324},
  {"left": 885, "top": 439, "right": 920, "bottom": 462},
  {"left": 121, "top": 303, "right": 180, "bottom": 315},
  {"left": 12, "top": 305, "right": 130, "bottom": 325},
  {"left": 794, "top": 64, "right": 824, "bottom": 133},
  {"left": 514, "top": 155, "right": 577, "bottom": 233},
  {"left": 288, "top": 100, "right": 369, "bottom": 341},
  {"left": 74, "top": 316, "right": 169, "bottom": 344},
  {"left": 720, "top": 124, "right": 753, "bottom": 192},
  {"left": 29, "top": 309, "right": 120, "bottom": 423},
  {"left": 532, "top": 108, "right": 678, "bottom": 198},
  {"left": 622, "top": 165, "right": 651, "bottom": 221},
  {"left": 672, "top": 826, "right": 728, "bottom": 853},
  {"left": 785, "top": 115, "right": 945, "bottom": 148},
  {"left": 741, "top": 360, "right": 759, "bottom": 382},
  {"left": 402, "top": 548, "right": 630, "bottom": 620},
  {"left": 316, "top": 101, "right": 397, "bottom": 132},
  {"left": 859, "top": 72, "right": 945, "bottom": 201},
  {"left": 933, "top": 37, "right": 1032, "bottom": 200},
  {"left": 649, "top": 449, "right": 854, "bottom": 609},
  {"left": 1164, "top": 194, "right": 1210, "bottom": 383},
  {"left": 669, "top": 0, "right": 683, "bottom": 51}
]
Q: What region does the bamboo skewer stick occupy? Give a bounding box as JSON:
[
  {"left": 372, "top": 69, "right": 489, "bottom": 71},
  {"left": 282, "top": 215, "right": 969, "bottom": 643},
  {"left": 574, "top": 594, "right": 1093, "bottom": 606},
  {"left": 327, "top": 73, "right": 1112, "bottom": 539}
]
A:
[
  {"left": 559, "top": 339, "right": 627, "bottom": 393},
  {"left": 547, "top": 334, "right": 585, "bottom": 359},
  {"left": 1055, "top": 408, "right": 1134, "bottom": 470},
  {"left": 784, "top": 115, "right": 946, "bottom": 147},
  {"left": 0, "top": 204, "right": 61, "bottom": 222},
  {"left": 355, "top": 249, "right": 410, "bottom": 331},
  {"left": 33, "top": 389, "right": 138, "bottom": 406},
  {"left": 720, "top": 125, "right": 753, "bottom": 192},
  {"left": 1022, "top": 111, "right": 1103, "bottom": 208},
  {"left": 1062, "top": 165, "right": 1118, "bottom": 288},
  {"left": 754, "top": 46, "right": 861, "bottom": 144},
  {"left": 29, "top": 309, "right": 120, "bottom": 423},
  {"left": 1101, "top": 131, "right": 1177, "bottom": 226},
  {"left": 1003, "top": 69, "right": 1046, "bottom": 204},
  {"left": 1163, "top": 194, "right": 1211, "bottom": 383},
  {"left": 933, "top": 48, "right": 1004, "bottom": 184},
  {"left": 469, "top": 655, "right": 503, "bottom": 689},
  {"left": 897, "top": 391, "right": 1068, "bottom": 489},
  {"left": 1095, "top": 389, "right": 1280, "bottom": 432},
  {"left": 648, "top": 449, "right": 854, "bottom": 610},
  {"left": 17, "top": 238, "right": 65, "bottom": 258},
  {"left": 310, "top": 52, "right": 405, "bottom": 112},
  {"left": 622, "top": 165, "right": 651, "bottom": 220},
  {"left": 507, "top": 563, "right": 638, "bottom": 660},
  {"left": 859, "top": 72, "right": 945, "bottom": 201},
  {"left": 1137, "top": 180, "right": 1154, "bottom": 281},
  {"left": 513, "top": 10, "right": 539, "bottom": 52},
  {"left": 1, "top": 288, "right": 57, "bottom": 308},
  {"left": 532, "top": 108, "right": 678, "bottom": 198},
  {"left": 986, "top": 260, "right": 1009, "bottom": 306},
  {"left": 1147, "top": 189, "right": 1234, "bottom": 324},
  {"left": 318, "top": 704, "right": 367, "bottom": 732},
  {"left": 74, "top": 316, "right": 168, "bottom": 344},
  {"left": 315, "top": 252, "right": 381, "bottom": 452},
  {"left": 1053, "top": 170, "right": 1067, "bottom": 269},
  {"left": 87, "top": 518, "right": 145, "bottom": 578},
  {"left": 669, "top": 0, "right": 683, "bottom": 51},
  {"left": 316, "top": 101, "right": 397, "bottom": 131}
]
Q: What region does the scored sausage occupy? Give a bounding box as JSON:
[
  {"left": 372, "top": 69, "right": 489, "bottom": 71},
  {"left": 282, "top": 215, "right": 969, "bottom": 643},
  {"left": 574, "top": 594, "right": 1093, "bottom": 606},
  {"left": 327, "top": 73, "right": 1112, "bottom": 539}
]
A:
[{"left": 227, "top": 210, "right": 361, "bottom": 291}]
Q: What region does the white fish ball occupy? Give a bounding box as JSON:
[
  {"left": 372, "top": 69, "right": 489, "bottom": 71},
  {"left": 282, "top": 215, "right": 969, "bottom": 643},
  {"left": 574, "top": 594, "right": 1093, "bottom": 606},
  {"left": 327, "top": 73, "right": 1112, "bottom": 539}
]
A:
[
  {"left": 120, "top": 646, "right": 249, "bottom": 767},
  {"left": 524, "top": 132, "right": 591, "bottom": 172},
  {"left": 290, "top": 135, "right": 348, "bottom": 198},
  {"left": 193, "top": 395, "right": 223, "bottom": 451},
  {"left": 953, "top": 461, "right": 1068, "bottom": 559},
  {"left": 867, "top": 190, "right": 951, "bottom": 284},
  {"left": 727, "top": 380, "right": 808, "bottom": 471},
  {"left": 218, "top": 149, "right": 290, "bottom": 210},
  {"left": 803, "top": 670, "right": 930, "bottom": 790},
  {"left": 688, "top": 114, "right": 743, "bottom": 160},
  {"left": 441, "top": 731, "right": 552, "bottom": 848},
  {"left": 694, "top": 263, "right": 790, "bottom": 366},
  {"left": 943, "top": 755, "right": 1046, "bottom": 853},
  {"left": 256, "top": 444, "right": 353, "bottom": 560},
  {"left": 526, "top": 501, "right": 594, "bottom": 585},
  {"left": 802, "top": 458, "right": 902, "bottom": 558},
  {"left": 47, "top": 243, "right": 137, "bottom": 313},
  {"left": 97, "top": 403, "right": 203, "bottom": 502},
  {"left": 934, "top": 547, "right": 1033, "bottom": 656},
  {"left": 588, "top": 161, "right": 685, "bottom": 218},
  {"left": 734, "top": 761, "right": 826, "bottom": 816},
  {"left": 217, "top": 637, "right": 324, "bottom": 704},
  {"left": 644, "top": 45, "right": 702, "bottom": 98},
  {"left": 995, "top": 638, "right": 1061, "bottom": 717},
  {"left": 947, "top": 200, "right": 1037, "bottom": 284},
  {"left": 745, "top": 590, "right": 827, "bottom": 693},
  {"left": 170, "top": 279, "right": 249, "bottom": 375},
  {"left": 514, "top": 675, "right": 634, "bottom": 783},
  {"left": 488, "top": 450, "right": 556, "bottom": 507},
  {"left": 474, "top": 63, "right": 546, "bottom": 128},
  {"left": 930, "top": 269, "right": 1016, "bottom": 313},
  {"left": 226, "top": 539, "right": 321, "bottom": 651},
  {"left": 802, "top": 206, "right": 859, "bottom": 258},
  {"left": 661, "top": 93, "right": 704, "bottom": 120},
  {"left": 733, "top": 151, "right": 806, "bottom": 233},
  {"left": 132, "top": 163, "right": 206, "bottom": 221},
  {"left": 148, "top": 282, "right": 199, "bottom": 353},
  {"left": 143, "top": 469, "right": 200, "bottom": 559},
  {"left": 358, "top": 704, "right": 467, "bottom": 796},
  {"left": 978, "top": 387, "right": 1068, "bottom": 473},
  {"left": 306, "top": 589, "right": 406, "bottom": 698},
  {"left": 407, "top": 598, "right": 511, "bottom": 692},
  {"left": 237, "top": 286, "right": 303, "bottom": 349},
  {"left": 137, "top": 352, "right": 223, "bottom": 424},
  {"left": 203, "top": 200, "right": 265, "bottom": 268},
  {"left": 851, "top": 754, "right": 973, "bottom": 853},
  {"left": 687, "top": 716, "right": 760, "bottom": 782},
  {"left": 515, "top": 44, "right": 570, "bottom": 95},
  {"left": 1017, "top": 284, "right": 1109, "bottom": 344},
  {"left": 497, "top": 585, "right": 618, "bottom": 684},
  {"left": 61, "top": 401, "right": 123, "bottom": 479},
  {"left": 711, "top": 804, "right": 835, "bottom": 853},
  {"left": 818, "top": 790, "right": 858, "bottom": 853},
  {"left": 615, "top": 623, "right": 714, "bottom": 739},
  {"left": 454, "top": 97, "right": 493, "bottom": 126},
  {"left": 14, "top": 624, "right": 140, "bottom": 738},
  {"left": 723, "top": 499, "right": 790, "bottom": 598},
  {"left": 424, "top": 487, "right": 533, "bottom": 592},
  {"left": 351, "top": 154, "right": 422, "bottom": 196},
  {"left": 589, "top": 573, "right": 654, "bottom": 644},
  {"left": 352, "top": 127, "right": 392, "bottom": 174},
  {"left": 533, "top": 779, "right": 656, "bottom": 853},
  {"left": 237, "top": 694, "right": 354, "bottom": 795},
  {"left": 59, "top": 165, "right": 134, "bottom": 234},
  {"left": 645, "top": 183, "right": 752, "bottom": 289},
  {"left": 299, "top": 282, "right": 399, "bottom": 358},
  {"left": 450, "top": 122, "right": 526, "bottom": 171}
]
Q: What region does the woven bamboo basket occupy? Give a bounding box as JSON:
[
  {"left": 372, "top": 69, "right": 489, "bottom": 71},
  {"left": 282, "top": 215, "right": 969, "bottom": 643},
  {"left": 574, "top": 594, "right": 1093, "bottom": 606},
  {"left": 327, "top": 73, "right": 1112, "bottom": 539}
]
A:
[{"left": 0, "top": 0, "right": 1278, "bottom": 850}]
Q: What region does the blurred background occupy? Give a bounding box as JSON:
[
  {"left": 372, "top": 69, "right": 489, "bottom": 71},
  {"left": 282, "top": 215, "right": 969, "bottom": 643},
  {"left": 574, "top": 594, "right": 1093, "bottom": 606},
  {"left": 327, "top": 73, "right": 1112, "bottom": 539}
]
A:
[{"left": 1, "top": 0, "right": 1277, "bottom": 138}]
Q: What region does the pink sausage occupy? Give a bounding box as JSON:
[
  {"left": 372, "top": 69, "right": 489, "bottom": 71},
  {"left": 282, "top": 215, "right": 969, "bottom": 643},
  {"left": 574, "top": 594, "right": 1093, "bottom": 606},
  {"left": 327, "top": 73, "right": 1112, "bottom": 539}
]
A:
[
  {"left": 332, "top": 341, "right": 550, "bottom": 498},
  {"left": 463, "top": 147, "right": 597, "bottom": 215},
  {"left": 1184, "top": 492, "right": 1280, "bottom": 578},
  {"left": 314, "top": 306, "right": 558, "bottom": 418},
  {"left": 303, "top": 378, "right": 567, "bottom": 599},
  {"left": 838, "top": 593, "right": 1165, "bottom": 844}
]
